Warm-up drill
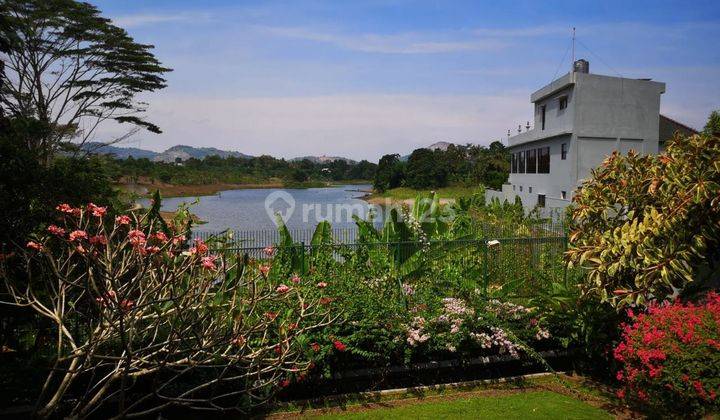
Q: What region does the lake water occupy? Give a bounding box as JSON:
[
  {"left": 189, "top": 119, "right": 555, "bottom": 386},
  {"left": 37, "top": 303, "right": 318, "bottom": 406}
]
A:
[{"left": 141, "top": 184, "right": 378, "bottom": 234}]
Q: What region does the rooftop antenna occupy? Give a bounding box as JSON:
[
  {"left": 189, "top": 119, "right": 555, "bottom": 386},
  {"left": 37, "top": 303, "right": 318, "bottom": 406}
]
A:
[{"left": 571, "top": 27, "right": 576, "bottom": 67}]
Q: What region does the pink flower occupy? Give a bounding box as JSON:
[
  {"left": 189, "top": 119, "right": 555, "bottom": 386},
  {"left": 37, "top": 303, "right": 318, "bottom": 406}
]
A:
[
  {"left": 128, "top": 230, "right": 146, "bottom": 247},
  {"left": 56, "top": 203, "right": 75, "bottom": 214},
  {"left": 263, "top": 246, "right": 275, "bottom": 256},
  {"left": 115, "top": 215, "right": 131, "bottom": 225},
  {"left": 319, "top": 297, "right": 334, "bottom": 305},
  {"left": 201, "top": 255, "right": 217, "bottom": 270},
  {"left": 89, "top": 235, "right": 107, "bottom": 246},
  {"left": 144, "top": 246, "right": 161, "bottom": 255},
  {"left": 152, "top": 232, "right": 169, "bottom": 243},
  {"left": 231, "top": 336, "right": 245, "bottom": 347},
  {"left": 47, "top": 225, "right": 66, "bottom": 237},
  {"left": 260, "top": 265, "right": 271, "bottom": 276},
  {"left": 333, "top": 340, "right": 347, "bottom": 352},
  {"left": 172, "top": 235, "right": 186, "bottom": 245},
  {"left": 316, "top": 282, "right": 328, "bottom": 289},
  {"left": 279, "top": 378, "right": 290, "bottom": 388},
  {"left": 311, "top": 342, "right": 321, "bottom": 352},
  {"left": 87, "top": 203, "right": 107, "bottom": 218},
  {"left": 276, "top": 284, "right": 290, "bottom": 294},
  {"left": 120, "top": 299, "right": 135, "bottom": 311},
  {"left": 291, "top": 275, "right": 301, "bottom": 284},
  {"left": 26, "top": 241, "right": 44, "bottom": 251},
  {"left": 190, "top": 239, "right": 208, "bottom": 255},
  {"left": 69, "top": 230, "right": 88, "bottom": 241}
]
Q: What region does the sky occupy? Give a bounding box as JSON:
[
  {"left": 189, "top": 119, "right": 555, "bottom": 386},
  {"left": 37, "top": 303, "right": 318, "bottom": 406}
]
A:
[{"left": 91, "top": 0, "right": 720, "bottom": 162}]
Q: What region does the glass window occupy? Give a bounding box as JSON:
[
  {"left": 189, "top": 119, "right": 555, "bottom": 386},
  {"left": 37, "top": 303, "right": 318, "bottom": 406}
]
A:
[
  {"left": 529, "top": 187, "right": 533, "bottom": 193},
  {"left": 561, "top": 143, "right": 567, "bottom": 160},
  {"left": 538, "top": 147, "right": 550, "bottom": 173},
  {"left": 538, "top": 194, "right": 546, "bottom": 207},
  {"left": 559, "top": 96, "right": 568, "bottom": 110},
  {"left": 561, "top": 191, "right": 567, "bottom": 200},
  {"left": 511, "top": 152, "right": 517, "bottom": 173},
  {"left": 518, "top": 151, "right": 525, "bottom": 174},
  {"left": 526, "top": 149, "right": 537, "bottom": 173}
]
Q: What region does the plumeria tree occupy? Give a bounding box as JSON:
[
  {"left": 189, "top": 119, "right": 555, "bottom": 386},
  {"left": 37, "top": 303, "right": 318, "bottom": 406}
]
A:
[{"left": 1, "top": 204, "right": 335, "bottom": 418}]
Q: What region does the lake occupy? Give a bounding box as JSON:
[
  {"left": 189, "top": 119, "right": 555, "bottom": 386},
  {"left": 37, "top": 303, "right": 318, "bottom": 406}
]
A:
[{"left": 141, "top": 184, "right": 379, "bottom": 235}]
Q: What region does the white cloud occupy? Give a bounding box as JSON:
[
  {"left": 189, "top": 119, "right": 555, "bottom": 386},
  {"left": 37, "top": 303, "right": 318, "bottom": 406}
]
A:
[
  {"left": 97, "top": 94, "right": 531, "bottom": 161},
  {"left": 112, "top": 13, "right": 211, "bottom": 28},
  {"left": 257, "top": 26, "right": 508, "bottom": 54}
]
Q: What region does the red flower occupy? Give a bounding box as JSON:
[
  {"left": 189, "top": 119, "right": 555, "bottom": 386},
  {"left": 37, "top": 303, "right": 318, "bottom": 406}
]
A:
[
  {"left": 259, "top": 265, "right": 271, "bottom": 276},
  {"left": 128, "top": 230, "right": 146, "bottom": 247},
  {"left": 190, "top": 239, "right": 209, "bottom": 255},
  {"left": 291, "top": 275, "right": 301, "bottom": 284},
  {"left": 316, "top": 282, "right": 328, "bottom": 289},
  {"left": 263, "top": 246, "right": 275, "bottom": 256},
  {"left": 265, "top": 311, "right": 278, "bottom": 321},
  {"left": 47, "top": 225, "right": 66, "bottom": 236},
  {"left": 152, "top": 232, "right": 169, "bottom": 243},
  {"left": 87, "top": 203, "right": 107, "bottom": 218},
  {"left": 56, "top": 203, "right": 76, "bottom": 214},
  {"left": 311, "top": 342, "right": 321, "bottom": 352},
  {"left": 279, "top": 379, "right": 290, "bottom": 388},
  {"left": 26, "top": 241, "right": 44, "bottom": 251},
  {"left": 276, "top": 284, "right": 290, "bottom": 294},
  {"left": 69, "top": 230, "right": 88, "bottom": 241},
  {"left": 115, "top": 215, "right": 131, "bottom": 225},
  {"left": 89, "top": 235, "right": 107, "bottom": 246},
  {"left": 333, "top": 340, "right": 346, "bottom": 352}
]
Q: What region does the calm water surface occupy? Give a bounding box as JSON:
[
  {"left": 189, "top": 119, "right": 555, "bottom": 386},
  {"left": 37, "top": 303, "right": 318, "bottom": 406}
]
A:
[{"left": 141, "top": 184, "right": 377, "bottom": 233}]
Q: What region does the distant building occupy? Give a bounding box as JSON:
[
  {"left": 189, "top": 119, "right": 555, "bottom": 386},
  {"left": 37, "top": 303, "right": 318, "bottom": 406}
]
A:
[{"left": 487, "top": 59, "right": 696, "bottom": 215}]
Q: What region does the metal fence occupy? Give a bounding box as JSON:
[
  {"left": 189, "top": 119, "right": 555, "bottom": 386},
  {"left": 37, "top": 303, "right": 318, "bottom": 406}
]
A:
[{"left": 193, "top": 220, "right": 567, "bottom": 249}]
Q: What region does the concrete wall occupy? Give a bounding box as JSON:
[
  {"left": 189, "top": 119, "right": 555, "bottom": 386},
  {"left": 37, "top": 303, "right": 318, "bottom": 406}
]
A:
[
  {"left": 486, "top": 185, "right": 571, "bottom": 220},
  {"left": 508, "top": 134, "right": 573, "bottom": 200}
]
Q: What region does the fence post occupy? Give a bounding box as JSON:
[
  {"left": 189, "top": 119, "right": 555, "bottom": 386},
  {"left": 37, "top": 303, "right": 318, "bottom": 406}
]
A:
[
  {"left": 300, "top": 241, "right": 306, "bottom": 275},
  {"left": 482, "top": 239, "right": 489, "bottom": 296}
]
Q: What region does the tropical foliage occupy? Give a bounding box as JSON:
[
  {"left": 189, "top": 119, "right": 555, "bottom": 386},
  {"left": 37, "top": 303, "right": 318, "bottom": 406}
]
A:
[
  {"left": 566, "top": 132, "right": 720, "bottom": 307},
  {"left": 1, "top": 203, "right": 335, "bottom": 418}
]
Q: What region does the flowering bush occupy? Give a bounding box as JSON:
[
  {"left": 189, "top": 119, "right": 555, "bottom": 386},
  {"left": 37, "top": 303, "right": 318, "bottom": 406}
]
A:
[
  {"left": 613, "top": 292, "right": 720, "bottom": 416},
  {"left": 0, "top": 203, "right": 335, "bottom": 418}
]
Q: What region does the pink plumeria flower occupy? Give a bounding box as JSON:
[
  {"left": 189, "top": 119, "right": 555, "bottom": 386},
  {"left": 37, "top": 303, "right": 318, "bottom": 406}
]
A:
[
  {"left": 276, "top": 284, "right": 290, "bottom": 294},
  {"left": 47, "top": 225, "right": 66, "bottom": 237},
  {"left": 263, "top": 246, "right": 276, "bottom": 256},
  {"left": 87, "top": 203, "right": 107, "bottom": 218},
  {"left": 89, "top": 235, "right": 107, "bottom": 246},
  {"left": 128, "top": 230, "right": 147, "bottom": 247},
  {"left": 69, "top": 230, "right": 88, "bottom": 241},
  {"left": 291, "top": 275, "right": 301, "bottom": 284},
  {"left": 115, "top": 215, "right": 131, "bottom": 225},
  {"left": 264, "top": 311, "right": 278, "bottom": 321},
  {"left": 259, "top": 265, "right": 271, "bottom": 276},
  {"left": 316, "top": 282, "right": 328, "bottom": 289},
  {"left": 56, "top": 203, "right": 75, "bottom": 214},
  {"left": 152, "top": 232, "right": 169, "bottom": 243},
  {"left": 172, "top": 235, "right": 186, "bottom": 245},
  {"left": 26, "top": 241, "right": 44, "bottom": 251},
  {"left": 201, "top": 255, "right": 217, "bottom": 270},
  {"left": 190, "top": 239, "right": 208, "bottom": 255},
  {"left": 144, "top": 246, "right": 161, "bottom": 255}
]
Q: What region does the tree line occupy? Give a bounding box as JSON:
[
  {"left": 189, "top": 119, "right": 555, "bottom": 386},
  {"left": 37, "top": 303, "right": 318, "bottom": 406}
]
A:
[{"left": 373, "top": 141, "right": 510, "bottom": 192}]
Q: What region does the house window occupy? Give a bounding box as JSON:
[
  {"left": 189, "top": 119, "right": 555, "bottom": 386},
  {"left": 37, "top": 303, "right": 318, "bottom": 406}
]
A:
[
  {"left": 526, "top": 149, "right": 536, "bottom": 173},
  {"left": 513, "top": 185, "right": 516, "bottom": 191},
  {"left": 537, "top": 147, "right": 550, "bottom": 173},
  {"left": 559, "top": 96, "right": 568, "bottom": 110},
  {"left": 511, "top": 153, "right": 517, "bottom": 173},
  {"left": 529, "top": 187, "right": 533, "bottom": 193},
  {"left": 561, "top": 191, "right": 567, "bottom": 200},
  {"left": 519, "top": 186, "right": 523, "bottom": 192},
  {"left": 541, "top": 105, "right": 546, "bottom": 130},
  {"left": 518, "top": 151, "right": 525, "bottom": 174},
  {"left": 561, "top": 143, "right": 567, "bottom": 160},
  {"left": 538, "top": 194, "right": 546, "bottom": 207}
]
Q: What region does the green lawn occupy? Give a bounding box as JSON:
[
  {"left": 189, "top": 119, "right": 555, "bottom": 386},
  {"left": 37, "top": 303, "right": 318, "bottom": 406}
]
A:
[
  {"left": 311, "top": 391, "right": 611, "bottom": 419},
  {"left": 370, "top": 186, "right": 484, "bottom": 201}
]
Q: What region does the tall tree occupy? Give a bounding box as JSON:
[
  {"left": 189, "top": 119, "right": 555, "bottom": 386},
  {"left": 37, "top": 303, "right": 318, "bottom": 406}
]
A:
[{"left": 0, "top": 0, "right": 170, "bottom": 161}]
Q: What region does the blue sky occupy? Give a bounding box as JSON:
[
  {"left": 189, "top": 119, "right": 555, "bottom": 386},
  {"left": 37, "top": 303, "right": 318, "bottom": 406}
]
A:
[{"left": 92, "top": 0, "right": 720, "bottom": 161}]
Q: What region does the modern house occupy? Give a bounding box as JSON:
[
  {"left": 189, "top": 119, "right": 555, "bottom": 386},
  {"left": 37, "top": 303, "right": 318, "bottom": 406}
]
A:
[{"left": 487, "top": 59, "right": 696, "bottom": 214}]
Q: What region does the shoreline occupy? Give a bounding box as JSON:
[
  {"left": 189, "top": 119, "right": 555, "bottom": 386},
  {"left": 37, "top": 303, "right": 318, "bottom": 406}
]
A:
[{"left": 117, "top": 180, "right": 373, "bottom": 199}]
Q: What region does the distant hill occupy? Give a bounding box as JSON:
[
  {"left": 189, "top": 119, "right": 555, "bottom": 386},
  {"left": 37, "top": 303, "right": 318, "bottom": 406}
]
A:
[
  {"left": 400, "top": 141, "right": 457, "bottom": 161},
  {"left": 290, "top": 155, "right": 356, "bottom": 164},
  {"left": 82, "top": 142, "right": 159, "bottom": 160},
  {"left": 81, "top": 143, "right": 252, "bottom": 162},
  {"left": 153, "top": 145, "right": 252, "bottom": 163}
]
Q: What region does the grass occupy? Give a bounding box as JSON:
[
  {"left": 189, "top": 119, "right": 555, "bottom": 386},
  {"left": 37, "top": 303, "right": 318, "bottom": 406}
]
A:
[
  {"left": 363, "top": 185, "right": 484, "bottom": 205},
  {"left": 306, "top": 390, "right": 611, "bottom": 419}
]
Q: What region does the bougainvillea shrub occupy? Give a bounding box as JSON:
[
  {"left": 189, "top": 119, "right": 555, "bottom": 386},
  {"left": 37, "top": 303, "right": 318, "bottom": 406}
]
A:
[{"left": 613, "top": 292, "right": 720, "bottom": 416}]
